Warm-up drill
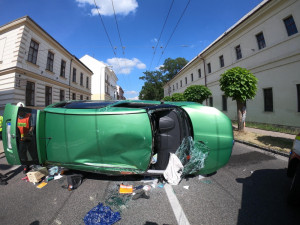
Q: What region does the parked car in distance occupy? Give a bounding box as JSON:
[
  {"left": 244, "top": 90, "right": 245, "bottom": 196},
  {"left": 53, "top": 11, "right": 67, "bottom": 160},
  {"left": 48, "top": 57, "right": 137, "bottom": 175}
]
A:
[
  {"left": 2, "top": 100, "right": 233, "bottom": 176},
  {"left": 287, "top": 133, "right": 300, "bottom": 205}
]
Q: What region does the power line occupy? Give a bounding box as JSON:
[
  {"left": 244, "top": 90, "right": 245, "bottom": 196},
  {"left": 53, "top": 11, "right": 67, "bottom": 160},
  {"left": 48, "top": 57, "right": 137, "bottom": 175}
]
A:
[
  {"left": 111, "top": 0, "right": 125, "bottom": 56},
  {"left": 148, "top": 0, "right": 174, "bottom": 71},
  {"left": 93, "top": 0, "right": 122, "bottom": 71},
  {"left": 156, "top": 0, "right": 191, "bottom": 67}
]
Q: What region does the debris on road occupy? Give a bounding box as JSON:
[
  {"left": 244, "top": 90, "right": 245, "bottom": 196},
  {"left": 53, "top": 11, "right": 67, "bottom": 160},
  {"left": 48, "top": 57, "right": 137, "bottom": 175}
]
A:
[
  {"left": 27, "top": 167, "right": 48, "bottom": 183},
  {"left": 132, "top": 190, "right": 150, "bottom": 200},
  {"left": 119, "top": 184, "right": 133, "bottom": 194},
  {"left": 36, "top": 181, "right": 47, "bottom": 189},
  {"left": 83, "top": 203, "right": 121, "bottom": 225},
  {"left": 200, "top": 179, "right": 212, "bottom": 184},
  {"left": 183, "top": 186, "right": 189, "bottom": 190}
]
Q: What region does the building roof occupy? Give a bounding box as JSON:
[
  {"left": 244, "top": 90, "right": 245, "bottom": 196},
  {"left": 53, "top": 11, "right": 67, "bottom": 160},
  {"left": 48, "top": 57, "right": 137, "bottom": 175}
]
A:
[{"left": 0, "top": 15, "right": 93, "bottom": 74}]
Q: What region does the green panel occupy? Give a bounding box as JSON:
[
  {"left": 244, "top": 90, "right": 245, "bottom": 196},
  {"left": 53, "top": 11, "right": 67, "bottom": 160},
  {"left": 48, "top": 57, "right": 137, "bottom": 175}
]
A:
[
  {"left": 36, "top": 110, "right": 46, "bottom": 164},
  {"left": 45, "top": 112, "right": 69, "bottom": 162},
  {"left": 45, "top": 110, "right": 153, "bottom": 173},
  {"left": 2, "top": 104, "right": 20, "bottom": 165},
  {"left": 183, "top": 105, "right": 233, "bottom": 174}
]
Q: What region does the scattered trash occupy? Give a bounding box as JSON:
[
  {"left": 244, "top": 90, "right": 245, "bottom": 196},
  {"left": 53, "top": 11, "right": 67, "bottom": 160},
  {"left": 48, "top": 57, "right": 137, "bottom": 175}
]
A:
[
  {"left": 67, "top": 174, "right": 84, "bottom": 191},
  {"left": 133, "top": 185, "right": 144, "bottom": 190},
  {"left": 157, "top": 183, "right": 164, "bottom": 188},
  {"left": 163, "top": 153, "right": 183, "bottom": 185},
  {"left": 22, "top": 176, "right": 29, "bottom": 182},
  {"left": 119, "top": 184, "right": 133, "bottom": 194},
  {"left": 83, "top": 203, "right": 121, "bottom": 225},
  {"left": 37, "top": 181, "right": 48, "bottom": 189},
  {"left": 183, "top": 186, "right": 189, "bottom": 190},
  {"left": 200, "top": 179, "right": 212, "bottom": 184},
  {"left": 250, "top": 171, "right": 254, "bottom": 174},
  {"left": 105, "top": 192, "right": 131, "bottom": 212},
  {"left": 143, "top": 185, "right": 151, "bottom": 192},
  {"left": 198, "top": 175, "right": 205, "bottom": 180},
  {"left": 48, "top": 166, "right": 59, "bottom": 176},
  {"left": 27, "top": 167, "right": 48, "bottom": 183},
  {"left": 243, "top": 169, "right": 246, "bottom": 172},
  {"left": 45, "top": 175, "right": 54, "bottom": 182},
  {"left": 132, "top": 190, "right": 150, "bottom": 200},
  {"left": 54, "top": 174, "right": 63, "bottom": 180}
]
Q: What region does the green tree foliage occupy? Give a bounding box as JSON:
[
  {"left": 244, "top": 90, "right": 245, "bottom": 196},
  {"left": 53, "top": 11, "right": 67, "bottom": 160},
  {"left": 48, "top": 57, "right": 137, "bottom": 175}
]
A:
[
  {"left": 139, "top": 71, "right": 166, "bottom": 100},
  {"left": 171, "top": 93, "right": 186, "bottom": 101},
  {"left": 219, "top": 67, "right": 258, "bottom": 131},
  {"left": 160, "top": 57, "right": 188, "bottom": 81},
  {"left": 162, "top": 96, "right": 172, "bottom": 101},
  {"left": 139, "top": 57, "right": 188, "bottom": 100},
  {"left": 183, "top": 85, "right": 212, "bottom": 103}
]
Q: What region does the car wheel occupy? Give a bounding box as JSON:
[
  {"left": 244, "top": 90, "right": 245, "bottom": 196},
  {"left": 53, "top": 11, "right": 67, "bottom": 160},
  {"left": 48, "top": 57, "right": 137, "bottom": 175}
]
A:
[{"left": 287, "top": 163, "right": 300, "bottom": 206}]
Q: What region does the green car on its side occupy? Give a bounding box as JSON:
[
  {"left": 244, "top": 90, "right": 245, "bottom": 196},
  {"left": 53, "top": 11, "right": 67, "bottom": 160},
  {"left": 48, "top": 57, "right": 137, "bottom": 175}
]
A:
[{"left": 2, "top": 100, "right": 233, "bottom": 176}]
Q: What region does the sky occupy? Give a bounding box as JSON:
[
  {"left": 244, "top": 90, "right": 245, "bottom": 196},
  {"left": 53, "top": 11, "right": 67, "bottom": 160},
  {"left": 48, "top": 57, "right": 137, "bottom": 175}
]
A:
[{"left": 0, "top": 0, "right": 263, "bottom": 100}]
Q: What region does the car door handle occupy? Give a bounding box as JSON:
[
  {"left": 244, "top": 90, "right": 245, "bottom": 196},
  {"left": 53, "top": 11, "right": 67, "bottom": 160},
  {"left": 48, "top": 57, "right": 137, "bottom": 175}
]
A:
[{"left": 39, "top": 137, "right": 52, "bottom": 140}]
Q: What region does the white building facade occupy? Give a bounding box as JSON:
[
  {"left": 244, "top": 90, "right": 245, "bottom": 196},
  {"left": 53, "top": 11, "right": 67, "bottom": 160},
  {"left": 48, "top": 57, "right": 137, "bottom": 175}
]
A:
[
  {"left": 0, "top": 16, "right": 92, "bottom": 114},
  {"left": 80, "top": 55, "right": 118, "bottom": 100},
  {"left": 163, "top": 0, "right": 300, "bottom": 128}
]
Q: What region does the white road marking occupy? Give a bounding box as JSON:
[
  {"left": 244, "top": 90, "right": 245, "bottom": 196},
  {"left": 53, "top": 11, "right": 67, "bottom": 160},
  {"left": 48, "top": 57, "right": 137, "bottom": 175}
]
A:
[{"left": 164, "top": 183, "right": 191, "bottom": 225}]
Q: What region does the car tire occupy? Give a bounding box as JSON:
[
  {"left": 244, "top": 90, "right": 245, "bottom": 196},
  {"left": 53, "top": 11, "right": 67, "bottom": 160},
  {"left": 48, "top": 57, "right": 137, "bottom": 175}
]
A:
[{"left": 287, "top": 163, "right": 300, "bottom": 206}]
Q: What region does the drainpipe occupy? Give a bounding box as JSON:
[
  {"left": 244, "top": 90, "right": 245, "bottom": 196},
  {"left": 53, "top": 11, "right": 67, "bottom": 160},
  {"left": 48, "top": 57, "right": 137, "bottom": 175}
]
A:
[
  {"left": 198, "top": 55, "right": 208, "bottom": 105},
  {"left": 69, "top": 57, "right": 73, "bottom": 100}
]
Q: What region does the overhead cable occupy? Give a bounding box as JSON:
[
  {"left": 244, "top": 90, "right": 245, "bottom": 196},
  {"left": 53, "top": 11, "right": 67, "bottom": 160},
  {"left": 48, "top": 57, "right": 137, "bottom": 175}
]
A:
[
  {"left": 148, "top": 0, "right": 174, "bottom": 71},
  {"left": 111, "top": 0, "right": 125, "bottom": 55},
  {"left": 156, "top": 0, "right": 191, "bottom": 67}
]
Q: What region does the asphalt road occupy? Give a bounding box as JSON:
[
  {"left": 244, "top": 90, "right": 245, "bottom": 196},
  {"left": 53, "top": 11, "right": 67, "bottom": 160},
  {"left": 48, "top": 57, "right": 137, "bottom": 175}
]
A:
[{"left": 0, "top": 142, "right": 299, "bottom": 225}]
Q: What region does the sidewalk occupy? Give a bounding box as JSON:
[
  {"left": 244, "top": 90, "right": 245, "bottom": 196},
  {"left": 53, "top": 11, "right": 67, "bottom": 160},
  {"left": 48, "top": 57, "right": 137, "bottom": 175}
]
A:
[
  {"left": 241, "top": 126, "right": 296, "bottom": 140},
  {"left": 0, "top": 140, "right": 4, "bottom": 154}
]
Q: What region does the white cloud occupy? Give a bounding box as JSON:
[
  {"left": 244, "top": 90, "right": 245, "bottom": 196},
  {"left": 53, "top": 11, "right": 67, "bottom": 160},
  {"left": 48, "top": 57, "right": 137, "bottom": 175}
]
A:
[
  {"left": 128, "top": 96, "right": 139, "bottom": 100},
  {"left": 155, "top": 65, "right": 163, "bottom": 70},
  {"left": 106, "top": 57, "right": 146, "bottom": 74},
  {"left": 76, "top": 0, "right": 138, "bottom": 16},
  {"left": 125, "top": 90, "right": 138, "bottom": 95}
]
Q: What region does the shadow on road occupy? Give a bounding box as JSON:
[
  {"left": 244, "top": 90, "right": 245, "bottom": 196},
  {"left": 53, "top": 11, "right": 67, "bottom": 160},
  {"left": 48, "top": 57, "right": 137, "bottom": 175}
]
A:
[
  {"left": 236, "top": 168, "right": 300, "bottom": 225},
  {"left": 256, "top": 136, "right": 293, "bottom": 149}
]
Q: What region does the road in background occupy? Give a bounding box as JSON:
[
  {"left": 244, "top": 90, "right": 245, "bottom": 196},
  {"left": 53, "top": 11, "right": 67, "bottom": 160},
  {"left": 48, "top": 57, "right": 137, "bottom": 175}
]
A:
[{"left": 0, "top": 142, "right": 299, "bottom": 225}]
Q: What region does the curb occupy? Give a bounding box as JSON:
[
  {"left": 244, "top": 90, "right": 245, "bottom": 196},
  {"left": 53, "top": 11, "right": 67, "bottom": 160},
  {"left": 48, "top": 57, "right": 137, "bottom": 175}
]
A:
[{"left": 234, "top": 139, "right": 290, "bottom": 158}]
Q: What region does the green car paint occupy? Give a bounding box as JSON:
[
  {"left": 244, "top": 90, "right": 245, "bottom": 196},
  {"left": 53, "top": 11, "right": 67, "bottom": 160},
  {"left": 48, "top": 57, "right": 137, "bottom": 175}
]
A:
[{"left": 2, "top": 100, "right": 233, "bottom": 176}]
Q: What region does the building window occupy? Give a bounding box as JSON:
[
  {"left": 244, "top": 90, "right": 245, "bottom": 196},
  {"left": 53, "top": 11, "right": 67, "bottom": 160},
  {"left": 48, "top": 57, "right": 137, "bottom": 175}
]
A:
[
  {"left": 173, "top": 85, "right": 175, "bottom": 91},
  {"left": 235, "top": 45, "right": 242, "bottom": 60},
  {"left": 26, "top": 81, "right": 35, "bottom": 106},
  {"left": 297, "top": 84, "right": 300, "bottom": 112},
  {"left": 80, "top": 95, "right": 83, "bottom": 100},
  {"left": 86, "top": 77, "right": 89, "bottom": 88},
  {"left": 60, "top": 90, "right": 65, "bottom": 101},
  {"left": 219, "top": 55, "right": 224, "bottom": 68},
  {"left": 209, "top": 97, "right": 213, "bottom": 107},
  {"left": 283, "top": 15, "right": 298, "bottom": 36},
  {"left": 256, "top": 32, "right": 266, "bottom": 50},
  {"left": 185, "top": 77, "right": 187, "bottom": 84},
  {"left": 180, "top": 80, "right": 182, "bottom": 87},
  {"left": 86, "top": 96, "right": 89, "bottom": 100},
  {"left": 80, "top": 73, "right": 83, "bottom": 86},
  {"left": 263, "top": 88, "right": 273, "bottom": 112},
  {"left": 198, "top": 69, "right": 201, "bottom": 78},
  {"left": 45, "top": 86, "right": 52, "bottom": 106},
  {"left": 27, "top": 40, "right": 39, "bottom": 64},
  {"left": 207, "top": 63, "right": 211, "bottom": 73},
  {"left": 72, "top": 68, "right": 77, "bottom": 82},
  {"left": 191, "top": 73, "right": 194, "bottom": 82},
  {"left": 72, "top": 93, "right": 76, "bottom": 100},
  {"left": 46, "top": 51, "right": 54, "bottom": 72},
  {"left": 222, "top": 95, "right": 227, "bottom": 111},
  {"left": 176, "top": 83, "right": 178, "bottom": 89},
  {"left": 60, "top": 60, "right": 66, "bottom": 77}
]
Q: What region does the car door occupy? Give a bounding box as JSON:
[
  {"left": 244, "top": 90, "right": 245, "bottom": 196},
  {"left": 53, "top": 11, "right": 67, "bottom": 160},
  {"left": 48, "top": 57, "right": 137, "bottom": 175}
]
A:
[{"left": 2, "top": 104, "right": 44, "bottom": 165}]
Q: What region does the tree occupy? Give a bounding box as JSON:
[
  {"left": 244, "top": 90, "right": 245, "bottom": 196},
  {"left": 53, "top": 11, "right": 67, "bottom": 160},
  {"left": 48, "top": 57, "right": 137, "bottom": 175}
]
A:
[
  {"left": 139, "top": 71, "right": 166, "bottom": 100},
  {"left": 160, "top": 57, "right": 188, "bottom": 81},
  {"left": 219, "top": 67, "right": 258, "bottom": 131},
  {"left": 171, "top": 93, "right": 186, "bottom": 101},
  {"left": 183, "top": 85, "right": 212, "bottom": 103},
  {"left": 162, "top": 96, "right": 172, "bottom": 101}
]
